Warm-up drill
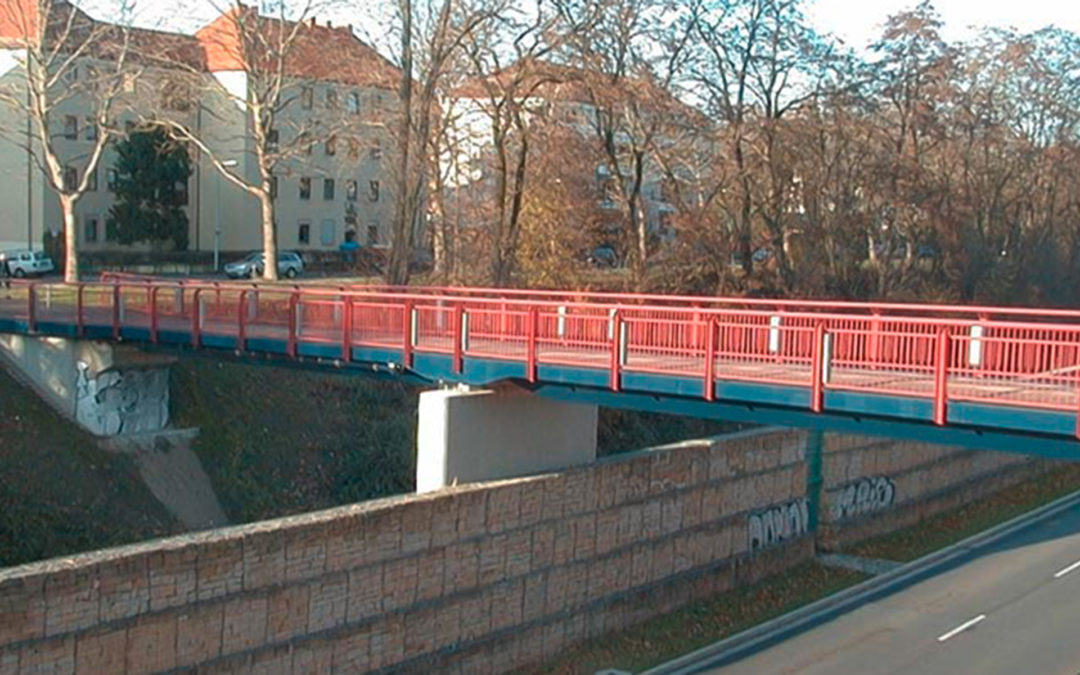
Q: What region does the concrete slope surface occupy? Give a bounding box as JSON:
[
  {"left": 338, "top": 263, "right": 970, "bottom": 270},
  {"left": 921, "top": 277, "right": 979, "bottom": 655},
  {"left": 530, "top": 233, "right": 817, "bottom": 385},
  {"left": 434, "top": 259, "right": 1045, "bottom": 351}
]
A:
[
  {"left": 104, "top": 430, "right": 229, "bottom": 530},
  {"left": 705, "top": 501, "right": 1080, "bottom": 675}
]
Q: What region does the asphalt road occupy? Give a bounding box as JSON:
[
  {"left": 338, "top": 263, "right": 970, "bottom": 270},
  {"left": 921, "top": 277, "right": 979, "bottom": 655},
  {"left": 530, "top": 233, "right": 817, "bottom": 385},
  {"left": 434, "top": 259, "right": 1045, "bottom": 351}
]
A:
[{"left": 706, "top": 502, "right": 1080, "bottom": 675}]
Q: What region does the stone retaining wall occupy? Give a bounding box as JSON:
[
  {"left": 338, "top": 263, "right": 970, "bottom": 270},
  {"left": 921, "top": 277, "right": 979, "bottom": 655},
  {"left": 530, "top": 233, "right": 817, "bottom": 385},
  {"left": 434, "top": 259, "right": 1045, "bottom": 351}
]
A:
[
  {"left": 818, "top": 433, "right": 1048, "bottom": 549},
  {"left": 0, "top": 428, "right": 809, "bottom": 675}
]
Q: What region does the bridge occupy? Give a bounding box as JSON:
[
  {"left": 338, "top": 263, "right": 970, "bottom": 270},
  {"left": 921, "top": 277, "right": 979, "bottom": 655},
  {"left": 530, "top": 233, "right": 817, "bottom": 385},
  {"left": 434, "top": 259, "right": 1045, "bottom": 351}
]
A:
[{"left": 2, "top": 276, "right": 1080, "bottom": 461}]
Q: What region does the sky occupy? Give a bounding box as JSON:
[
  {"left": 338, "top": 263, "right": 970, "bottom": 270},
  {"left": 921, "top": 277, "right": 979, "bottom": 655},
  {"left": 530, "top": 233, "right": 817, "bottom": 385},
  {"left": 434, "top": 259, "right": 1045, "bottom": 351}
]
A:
[
  {"left": 82, "top": 0, "right": 1080, "bottom": 49},
  {"left": 808, "top": 0, "right": 1080, "bottom": 48}
]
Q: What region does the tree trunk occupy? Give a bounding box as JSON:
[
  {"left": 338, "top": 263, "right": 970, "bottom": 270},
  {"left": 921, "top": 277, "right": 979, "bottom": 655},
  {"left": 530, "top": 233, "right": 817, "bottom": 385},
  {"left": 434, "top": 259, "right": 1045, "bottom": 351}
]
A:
[
  {"left": 259, "top": 191, "right": 278, "bottom": 281},
  {"left": 387, "top": 0, "right": 414, "bottom": 286},
  {"left": 61, "top": 195, "right": 78, "bottom": 283},
  {"left": 431, "top": 181, "right": 448, "bottom": 279}
]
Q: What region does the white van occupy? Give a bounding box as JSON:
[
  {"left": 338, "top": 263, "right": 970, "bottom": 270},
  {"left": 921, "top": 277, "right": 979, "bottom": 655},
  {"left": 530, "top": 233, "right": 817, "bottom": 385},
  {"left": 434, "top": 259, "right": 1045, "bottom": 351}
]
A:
[{"left": 0, "top": 250, "right": 55, "bottom": 278}]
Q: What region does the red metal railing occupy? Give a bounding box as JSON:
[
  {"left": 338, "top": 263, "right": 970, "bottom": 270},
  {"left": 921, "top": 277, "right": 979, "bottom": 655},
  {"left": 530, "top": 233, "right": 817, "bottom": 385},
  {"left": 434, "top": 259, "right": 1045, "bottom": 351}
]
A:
[{"left": 5, "top": 277, "right": 1080, "bottom": 438}]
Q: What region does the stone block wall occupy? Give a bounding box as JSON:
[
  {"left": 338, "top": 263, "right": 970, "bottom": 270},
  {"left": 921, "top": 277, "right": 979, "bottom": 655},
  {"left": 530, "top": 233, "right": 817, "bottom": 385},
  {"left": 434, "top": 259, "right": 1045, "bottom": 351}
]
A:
[
  {"left": 0, "top": 428, "right": 809, "bottom": 675},
  {"left": 817, "top": 433, "right": 1049, "bottom": 549}
]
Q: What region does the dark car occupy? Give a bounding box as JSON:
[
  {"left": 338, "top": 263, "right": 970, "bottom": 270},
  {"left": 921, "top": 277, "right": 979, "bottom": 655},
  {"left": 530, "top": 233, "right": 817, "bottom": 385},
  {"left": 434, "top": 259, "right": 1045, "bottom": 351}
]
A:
[{"left": 586, "top": 244, "right": 618, "bottom": 268}]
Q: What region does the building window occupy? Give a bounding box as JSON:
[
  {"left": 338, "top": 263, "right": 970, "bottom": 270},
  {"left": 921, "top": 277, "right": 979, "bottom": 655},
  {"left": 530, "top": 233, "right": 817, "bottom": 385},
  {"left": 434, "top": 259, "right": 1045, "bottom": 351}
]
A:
[
  {"left": 325, "top": 135, "right": 336, "bottom": 156},
  {"left": 369, "top": 144, "right": 382, "bottom": 160},
  {"left": 347, "top": 138, "right": 359, "bottom": 159},
  {"left": 267, "top": 128, "right": 279, "bottom": 152},
  {"left": 301, "top": 86, "right": 313, "bottom": 109},
  {"left": 323, "top": 178, "right": 335, "bottom": 201},
  {"left": 269, "top": 176, "right": 278, "bottom": 200},
  {"left": 346, "top": 180, "right": 358, "bottom": 202},
  {"left": 347, "top": 92, "right": 360, "bottom": 115},
  {"left": 320, "top": 219, "right": 336, "bottom": 246},
  {"left": 84, "top": 217, "right": 98, "bottom": 243},
  {"left": 87, "top": 167, "right": 97, "bottom": 192},
  {"left": 64, "top": 116, "right": 77, "bottom": 140},
  {"left": 63, "top": 166, "right": 77, "bottom": 191},
  {"left": 298, "top": 222, "right": 310, "bottom": 245},
  {"left": 366, "top": 224, "right": 379, "bottom": 246},
  {"left": 326, "top": 88, "right": 337, "bottom": 108},
  {"left": 299, "top": 177, "right": 311, "bottom": 201},
  {"left": 64, "top": 66, "right": 77, "bottom": 82},
  {"left": 107, "top": 168, "right": 118, "bottom": 191},
  {"left": 368, "top": 180, "right": 379, "bottom": 202},
  {"left": 84, "top": 119, "right": 97, "bottom": 141}
]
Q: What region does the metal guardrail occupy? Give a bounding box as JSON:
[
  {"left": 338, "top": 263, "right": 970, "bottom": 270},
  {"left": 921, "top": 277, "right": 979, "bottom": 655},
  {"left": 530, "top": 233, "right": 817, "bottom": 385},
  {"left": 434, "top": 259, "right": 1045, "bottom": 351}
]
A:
[{"left": 3, "top": 277, "right": 1079, "bottom": 438}]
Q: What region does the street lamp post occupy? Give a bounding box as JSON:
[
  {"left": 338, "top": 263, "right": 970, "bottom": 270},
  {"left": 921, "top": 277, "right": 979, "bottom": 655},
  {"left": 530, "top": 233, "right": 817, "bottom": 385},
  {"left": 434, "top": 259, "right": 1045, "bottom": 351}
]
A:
[{"left": 214, "top": 159, "right": 239, "bottom": 272}]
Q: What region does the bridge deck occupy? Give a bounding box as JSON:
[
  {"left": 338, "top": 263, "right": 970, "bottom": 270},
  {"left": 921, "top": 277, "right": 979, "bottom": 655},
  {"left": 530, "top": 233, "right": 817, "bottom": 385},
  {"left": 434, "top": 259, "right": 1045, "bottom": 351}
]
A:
[{"left": 2, "top": 280, "right": 1079, "bottom": 446}]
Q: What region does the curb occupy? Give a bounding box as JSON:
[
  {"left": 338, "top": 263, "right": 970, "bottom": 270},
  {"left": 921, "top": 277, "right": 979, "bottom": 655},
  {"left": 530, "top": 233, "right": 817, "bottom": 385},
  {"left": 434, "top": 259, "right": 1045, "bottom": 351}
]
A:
[{"left": 639, "top": 487, "right": 1080, "bottom": 675}]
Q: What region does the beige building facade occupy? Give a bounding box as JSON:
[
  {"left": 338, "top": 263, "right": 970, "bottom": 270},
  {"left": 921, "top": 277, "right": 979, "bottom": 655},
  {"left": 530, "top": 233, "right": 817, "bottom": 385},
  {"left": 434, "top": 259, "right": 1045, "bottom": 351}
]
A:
[{"left": 0, "top": 4, "right": 401, "bottom": 259}]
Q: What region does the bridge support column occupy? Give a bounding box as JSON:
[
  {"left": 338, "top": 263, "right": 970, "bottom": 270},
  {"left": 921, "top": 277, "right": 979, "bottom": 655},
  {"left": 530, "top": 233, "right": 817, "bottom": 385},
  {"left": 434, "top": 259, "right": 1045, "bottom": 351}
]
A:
[
  {"left": 416, "top": 386, "right": 597, "bottom": 493},
  {"left": 0, "top": 333, "right": 172, "bottom": 436}
]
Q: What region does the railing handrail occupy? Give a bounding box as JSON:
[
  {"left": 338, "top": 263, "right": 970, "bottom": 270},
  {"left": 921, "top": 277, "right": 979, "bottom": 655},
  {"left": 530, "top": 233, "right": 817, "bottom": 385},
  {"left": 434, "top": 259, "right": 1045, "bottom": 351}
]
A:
[{"left": 5, "top": 277, "right": 1079, "bottom": 437}]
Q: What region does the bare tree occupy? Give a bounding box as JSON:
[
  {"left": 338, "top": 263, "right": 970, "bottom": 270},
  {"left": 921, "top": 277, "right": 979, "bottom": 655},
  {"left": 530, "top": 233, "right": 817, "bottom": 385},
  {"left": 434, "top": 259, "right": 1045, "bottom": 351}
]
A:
[
  {"left": 151, "top": 1, "right": 338, "bottom": 281},
  {"left": 372, "top": 0, "right": 504, "bottom": 285},
  {"left": 686, "top": 0, "right": 834, "bottom": 290},
  {"left": 566, "top": 0, "right": 691, "bottom": 287},
  {"left": 456, "top": 0, "right": 599, "bottom": 285},
  {"left": 0, "top": 0, "right": 136, "bottom": 281}
]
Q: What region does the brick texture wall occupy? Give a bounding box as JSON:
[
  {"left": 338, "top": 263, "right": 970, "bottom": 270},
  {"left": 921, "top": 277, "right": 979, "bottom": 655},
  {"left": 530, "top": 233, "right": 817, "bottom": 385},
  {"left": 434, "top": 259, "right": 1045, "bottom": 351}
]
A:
[
  {"left": 817, "top": 433, "right": 1051, "bottom": 549},
  {"left": 0, "top": 428, "right": 809, "bottom": 675}
]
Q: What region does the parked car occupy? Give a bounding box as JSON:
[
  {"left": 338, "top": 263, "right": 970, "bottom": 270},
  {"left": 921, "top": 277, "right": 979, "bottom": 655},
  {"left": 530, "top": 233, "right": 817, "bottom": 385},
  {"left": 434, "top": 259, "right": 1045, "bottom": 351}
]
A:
[
  {"left": 224, "top": 251, "right": 304, "bottom": 279},
  {"left": 1, "top": 249, "right": 55, "bottom": 278},
  {"left": 586, "top": 244, "right": 619, "bottom": 268}
]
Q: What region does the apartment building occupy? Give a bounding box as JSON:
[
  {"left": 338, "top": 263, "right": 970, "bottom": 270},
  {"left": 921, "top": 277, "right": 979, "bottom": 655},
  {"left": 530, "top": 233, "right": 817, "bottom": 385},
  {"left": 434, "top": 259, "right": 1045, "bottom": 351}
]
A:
[{"left": 0, "top": 1, "right": 401, "bottom": 257}]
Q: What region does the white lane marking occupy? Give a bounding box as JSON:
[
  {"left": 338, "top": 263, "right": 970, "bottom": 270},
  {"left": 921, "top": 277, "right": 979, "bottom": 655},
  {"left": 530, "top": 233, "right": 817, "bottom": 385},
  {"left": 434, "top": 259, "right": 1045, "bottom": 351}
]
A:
[
  {"left": 937, "top": 615, "right": 987, "bottom": 642},
  {"left": 1053, "top": 559, "right": 1080, "bottom": 579}
]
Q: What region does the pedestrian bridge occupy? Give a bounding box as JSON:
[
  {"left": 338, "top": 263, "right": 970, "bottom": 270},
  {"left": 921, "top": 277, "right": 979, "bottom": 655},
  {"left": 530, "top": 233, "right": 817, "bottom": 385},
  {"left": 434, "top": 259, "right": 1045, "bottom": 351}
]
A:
[{"left": 2, "top": 275, "right": 1079, "bottom": 458}]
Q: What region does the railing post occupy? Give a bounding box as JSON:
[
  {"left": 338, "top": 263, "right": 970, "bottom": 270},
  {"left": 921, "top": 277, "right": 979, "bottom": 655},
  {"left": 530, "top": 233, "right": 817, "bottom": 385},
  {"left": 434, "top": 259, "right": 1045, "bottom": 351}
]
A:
[
  {"left": 703, "top": 318, "right": 716, "bottom": 402},
  {"left": 341, "top": 296, "right": 353, "bottom": 361},
  {"left": 191, "top": 289, "right": 202, "bottom": 348},
  {"left": 287, "top": 292, "right": 298, "bottom": 357},
  {"left": 869, "top": 311, "right": 882, "bottom": 364},
  {"left": 403, "top": 301, "right": 415, "bottom": 369},
  {"left": 933, "top": 328, "right": 950, "bottom": 426},
  {"left": 810, "top": 323, "right": 829, "bottom": 413},
  {"left": 609, "top": 311, "right": 622, "bottom": 391},
  {"left": 26, "top": 283, "right": 36, "bottom": 332},
  {"left": 527, "top": 307, "right": 538, "bottom": 383},
  {"left": 237, "top": 289, "right": 248, "bottom": 351},
  {"left": 768, "top": 314, "right": 782, "bottom": 355},
  {"left": 75, "top": 284, "right": 85, "bottom": 337},
  {"left": 112, "top": 284, "right": 121, "bottom": 339},
  {"left": 453, "top": 305, "right": 465, "bottom": 374},
  {"left": 150, "top": 286, "right": 160, "bottom": 343}
]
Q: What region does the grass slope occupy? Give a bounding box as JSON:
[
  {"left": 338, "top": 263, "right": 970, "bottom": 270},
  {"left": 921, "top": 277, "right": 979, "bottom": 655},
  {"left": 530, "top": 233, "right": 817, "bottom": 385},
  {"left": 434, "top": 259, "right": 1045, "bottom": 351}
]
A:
[
  {"left": 0, "top": 352, "right": 742, "bottom": 564},
  {"left": 169, "top": 355, "right": 738, "bottom": 525},
  {"left": 169, "top": 358, "right": 421, "bottom": 524},
  {"left": 0, "top": 368, "right": 180, "bottom": 568}
]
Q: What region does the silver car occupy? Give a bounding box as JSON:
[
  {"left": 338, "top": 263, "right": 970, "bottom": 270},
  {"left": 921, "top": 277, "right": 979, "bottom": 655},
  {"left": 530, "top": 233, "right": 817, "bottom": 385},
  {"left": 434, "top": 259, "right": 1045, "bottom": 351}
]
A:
[
  {"left": 224, "top": 251, "right": 304, "bottom": 279},
  {"left": 1, "top": 249, "right": 55, "bottom": 278}
]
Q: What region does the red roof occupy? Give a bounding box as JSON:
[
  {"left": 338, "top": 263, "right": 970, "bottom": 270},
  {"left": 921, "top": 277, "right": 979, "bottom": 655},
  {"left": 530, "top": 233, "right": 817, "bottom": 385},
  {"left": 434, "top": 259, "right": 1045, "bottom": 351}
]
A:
[
  {"left": 0, "top": 1, "right": 397, "bottom": 87},
  {"left": 195, "top": 8, "right": 399, "bottom": 90}
]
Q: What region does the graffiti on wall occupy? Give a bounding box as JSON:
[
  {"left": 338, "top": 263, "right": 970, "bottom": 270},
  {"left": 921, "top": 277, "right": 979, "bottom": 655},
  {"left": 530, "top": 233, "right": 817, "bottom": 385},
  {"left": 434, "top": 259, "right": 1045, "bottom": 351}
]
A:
[
  {"left": 748, "top": 498, "right": 809, "bottom": 552},
  {"left": 828, "top": 476, "right": 896, "bottom": 521},
  {"left": 74, "top": 363, "right": 170, "bottom": 436}
]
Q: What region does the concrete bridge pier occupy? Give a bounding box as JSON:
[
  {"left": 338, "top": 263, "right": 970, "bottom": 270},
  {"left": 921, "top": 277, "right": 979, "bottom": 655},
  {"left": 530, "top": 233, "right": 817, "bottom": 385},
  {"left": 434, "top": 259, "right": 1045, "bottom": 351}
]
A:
[
  {"left": 0, "top": 333, "right": 172, "bottom": 435},
  {"left": 416, "top": 385, "right": 598, "bottom": 493}
]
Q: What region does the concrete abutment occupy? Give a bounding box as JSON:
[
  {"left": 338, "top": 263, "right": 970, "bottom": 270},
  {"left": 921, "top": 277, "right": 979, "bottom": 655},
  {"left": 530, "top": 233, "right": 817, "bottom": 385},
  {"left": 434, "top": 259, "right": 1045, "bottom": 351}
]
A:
[{"left": 416, "top": 385, "right": 598, "bottom": 493}]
